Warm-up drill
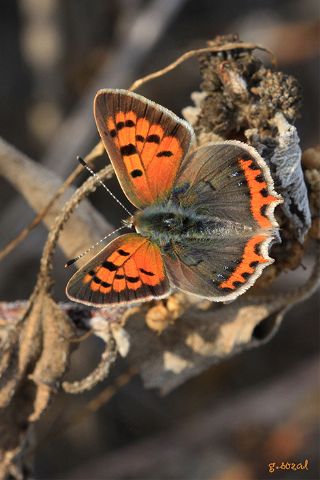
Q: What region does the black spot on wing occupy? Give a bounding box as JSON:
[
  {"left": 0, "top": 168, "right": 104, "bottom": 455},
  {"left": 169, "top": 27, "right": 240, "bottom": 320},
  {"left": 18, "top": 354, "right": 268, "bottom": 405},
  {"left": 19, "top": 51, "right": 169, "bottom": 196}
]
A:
[
  {"left": 136, "top": 135, "right": 145, "bottom": 142},
  {"left": 115, "top": 120, "right": 135, "bottom": 132},
  {"left": 110, "top": 129, "right": 116, "bottom": 138},
  {"left": 116, "top": 121, "right": 125, "bottom": 130},
  {"left": 126, "top": 276, "right": 140, "bottom": 283},
  {"left": 156, "top": 151, "right": 173, "bottom": 157},
  {"left": 248, "top": 162, "right": 260, "bottom": 170},
  {"left": 118, "top": 249, "right": 130, "bottom": 256},
  {"left": 146, "top": 134, "right": 160, "bottom": 144},
  {"left": 255, "top": 174, "right": 265, "bottom": 183},
  {"left": 120, "top": 144, "right": 137, "bottom": 156},
  {"left": 131, "top": 169, "right": 143, "bottom": 178},
  {"left": 115, "top": 274, "right": 125, "bottom": 279},
  {"left": 102, "top": 260, "right": 117, "bottom": 271},
  {"left": 253, "top": 242, "right": 262, "bottom": 256},
  {"left": 140, "top": 268, "right": 155, "bottom": 276}
]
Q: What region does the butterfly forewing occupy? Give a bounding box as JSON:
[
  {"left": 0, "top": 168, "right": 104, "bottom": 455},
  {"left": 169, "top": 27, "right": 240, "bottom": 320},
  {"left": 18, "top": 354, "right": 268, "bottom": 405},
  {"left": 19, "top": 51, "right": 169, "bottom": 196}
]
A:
[
  {"left": 174, "top": 141, "right": 281, "bottom": 229},
  {"left": 66, "top": 233, "right": 170, "bottom": 306},
  {"left": 94, "top": 89, "right": 194, "bottom": 209}
]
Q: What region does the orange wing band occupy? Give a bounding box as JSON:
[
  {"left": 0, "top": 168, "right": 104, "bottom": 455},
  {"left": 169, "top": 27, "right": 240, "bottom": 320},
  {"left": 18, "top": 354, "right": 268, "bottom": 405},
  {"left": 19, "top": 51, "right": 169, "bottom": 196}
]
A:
[
  {"left": 239, "top": 158, "right": 279, "bottom": 229},
  {"left": 219, "top": 235, "right": 268, "bottom": 290}
]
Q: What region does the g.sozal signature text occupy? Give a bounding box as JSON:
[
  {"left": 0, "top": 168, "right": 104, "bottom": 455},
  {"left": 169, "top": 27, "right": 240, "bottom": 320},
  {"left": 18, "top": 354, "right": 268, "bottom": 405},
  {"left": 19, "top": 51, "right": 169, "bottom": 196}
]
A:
[{"left": 268, "top": 459, "right": 309, "bottom": 473}]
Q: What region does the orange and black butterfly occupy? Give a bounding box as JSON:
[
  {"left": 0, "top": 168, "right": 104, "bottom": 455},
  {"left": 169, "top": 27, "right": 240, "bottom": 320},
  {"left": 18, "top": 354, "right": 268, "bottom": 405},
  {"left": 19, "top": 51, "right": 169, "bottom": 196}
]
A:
[{"left": 66, "top": 89, "right": 282, "bottom": 306}]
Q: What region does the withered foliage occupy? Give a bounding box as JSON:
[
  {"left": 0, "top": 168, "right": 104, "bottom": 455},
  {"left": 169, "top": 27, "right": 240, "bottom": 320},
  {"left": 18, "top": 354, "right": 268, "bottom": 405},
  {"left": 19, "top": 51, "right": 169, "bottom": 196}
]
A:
[{"left": 0, "top": 36, "right": 319, "bottom": 479}]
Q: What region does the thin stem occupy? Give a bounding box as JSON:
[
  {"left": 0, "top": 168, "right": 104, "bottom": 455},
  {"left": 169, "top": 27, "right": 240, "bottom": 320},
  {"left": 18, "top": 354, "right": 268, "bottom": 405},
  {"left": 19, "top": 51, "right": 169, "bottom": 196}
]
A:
[
  {"left": 129, "top": 42, "right": 276, "bottom": 92},
  {"left": 0, "top": 141, "right": 105, "bottom": 263}
]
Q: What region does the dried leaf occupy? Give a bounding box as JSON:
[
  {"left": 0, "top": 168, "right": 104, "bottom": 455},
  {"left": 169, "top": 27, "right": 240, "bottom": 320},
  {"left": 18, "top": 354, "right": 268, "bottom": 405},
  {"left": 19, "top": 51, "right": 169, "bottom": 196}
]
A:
[{"left": 246, "top": 113, "right": 311, "bottom": 241}]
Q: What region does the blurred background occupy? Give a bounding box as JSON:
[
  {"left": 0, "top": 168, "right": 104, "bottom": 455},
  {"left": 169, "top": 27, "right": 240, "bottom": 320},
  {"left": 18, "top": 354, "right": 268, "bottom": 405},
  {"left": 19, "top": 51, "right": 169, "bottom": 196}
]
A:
[{"left": 0, "top": 0, "right": 319, "bottom": 478}]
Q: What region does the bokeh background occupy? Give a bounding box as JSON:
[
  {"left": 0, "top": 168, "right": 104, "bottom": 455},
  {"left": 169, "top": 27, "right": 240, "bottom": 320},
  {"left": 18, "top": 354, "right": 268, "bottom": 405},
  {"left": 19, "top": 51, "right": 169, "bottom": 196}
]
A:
[{"left": 0, "top": 0, "right": 319, "bottom": 479}]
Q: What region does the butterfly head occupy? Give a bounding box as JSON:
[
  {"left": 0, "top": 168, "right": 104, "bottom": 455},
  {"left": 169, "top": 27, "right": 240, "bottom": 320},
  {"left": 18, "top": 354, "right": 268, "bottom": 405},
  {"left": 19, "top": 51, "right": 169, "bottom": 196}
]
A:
[{"left": 122, "top": 216, "right": 135, "bottom": 229}]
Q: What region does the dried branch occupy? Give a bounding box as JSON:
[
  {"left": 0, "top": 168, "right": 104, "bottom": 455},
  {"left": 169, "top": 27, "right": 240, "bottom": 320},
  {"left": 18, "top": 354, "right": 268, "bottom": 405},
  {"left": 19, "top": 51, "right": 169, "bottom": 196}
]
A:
[
  {"left": 129, "top": 41, "right": 276, "bottom": 92},
  {"left": 0, "top": 138, "right": 110, "bottom": 263},
  {"left": 0, "top": 140, "right": 105, "bottom": 262},
  {"left": 62, "top": 334, "right": 117, "bottom": 394}
]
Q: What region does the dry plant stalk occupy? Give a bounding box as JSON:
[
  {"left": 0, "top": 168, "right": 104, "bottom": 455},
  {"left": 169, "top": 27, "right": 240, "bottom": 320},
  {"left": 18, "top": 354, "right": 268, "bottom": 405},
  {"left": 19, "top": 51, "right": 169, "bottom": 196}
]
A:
[
  {"left": 0, "top": 140, "right": 105, "bottom": 262},
  {"left": 0, "top": 35, "right": 319, "bottom": 479}
]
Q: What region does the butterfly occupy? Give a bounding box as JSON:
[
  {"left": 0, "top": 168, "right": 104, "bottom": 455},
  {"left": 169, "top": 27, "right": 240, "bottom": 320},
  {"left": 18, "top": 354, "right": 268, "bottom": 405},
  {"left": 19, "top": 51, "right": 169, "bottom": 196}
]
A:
[{"left": 66, "top": 89, "right": 282, "bottom": 306}]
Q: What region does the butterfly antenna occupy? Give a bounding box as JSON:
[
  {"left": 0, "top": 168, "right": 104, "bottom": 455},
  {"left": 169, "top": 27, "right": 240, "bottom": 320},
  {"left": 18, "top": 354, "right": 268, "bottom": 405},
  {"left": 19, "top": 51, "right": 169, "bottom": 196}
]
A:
[
  {"left": 77, "top": 156, "right": 132, "bottom": 216},
  {"left": 65, "top": 225, "right": 128, "bottom": 268}
]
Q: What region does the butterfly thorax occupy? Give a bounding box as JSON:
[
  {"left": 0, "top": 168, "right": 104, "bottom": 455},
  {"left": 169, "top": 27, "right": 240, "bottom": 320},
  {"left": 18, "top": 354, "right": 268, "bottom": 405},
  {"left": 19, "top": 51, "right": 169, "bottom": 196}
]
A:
[{"left": 133, "top": 203, "right": 253, "bottom": 247}]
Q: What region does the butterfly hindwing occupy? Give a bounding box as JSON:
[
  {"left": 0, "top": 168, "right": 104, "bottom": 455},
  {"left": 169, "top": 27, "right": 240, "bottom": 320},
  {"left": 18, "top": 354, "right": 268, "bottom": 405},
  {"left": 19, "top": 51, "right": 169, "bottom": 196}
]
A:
[
  {"left": 164, "top": 233, "right": 271, "bottom": 301},
  {"left": 94, "top": 89, "right": 194, "bottom": 208},
  {"left": 165, "top": 140, "right": 282, "bottom": 301},
  {"left": 66, "top": 233, "right": 170, "bottom": 306}
]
